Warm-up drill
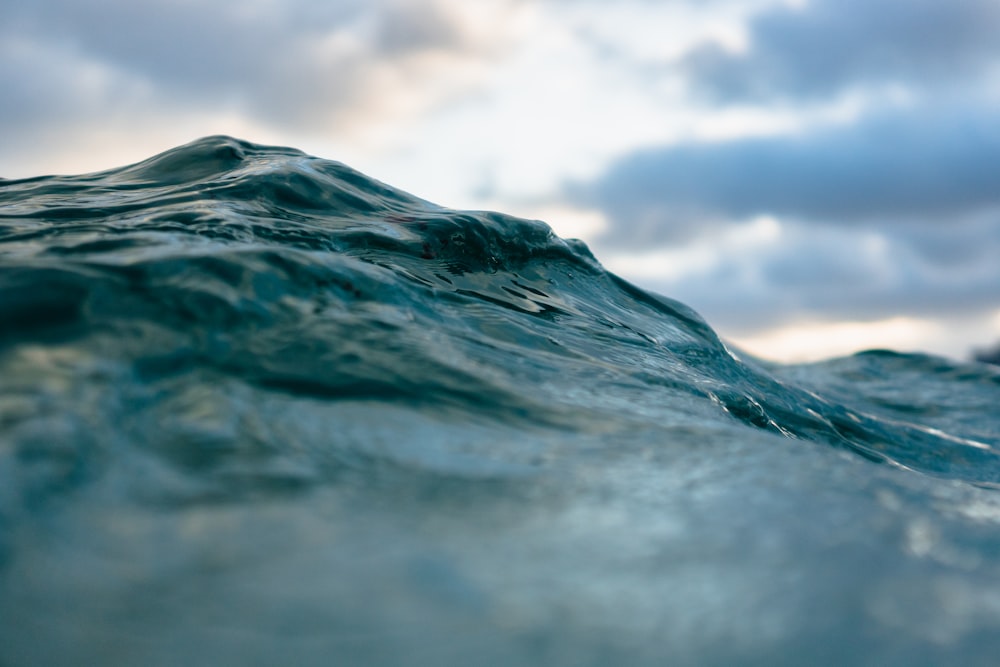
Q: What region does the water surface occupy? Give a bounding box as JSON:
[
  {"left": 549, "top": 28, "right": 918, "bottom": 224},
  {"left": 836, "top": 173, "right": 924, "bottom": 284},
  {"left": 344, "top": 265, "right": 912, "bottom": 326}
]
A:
[{"left": 2, "top": 136, "right": 999, "bottom": 666}]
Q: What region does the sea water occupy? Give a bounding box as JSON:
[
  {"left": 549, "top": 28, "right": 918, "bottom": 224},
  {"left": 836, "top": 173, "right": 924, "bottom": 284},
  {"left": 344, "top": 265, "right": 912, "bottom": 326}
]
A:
[{"left": 1, "top": 136, "right": 999, "bottom": 666}]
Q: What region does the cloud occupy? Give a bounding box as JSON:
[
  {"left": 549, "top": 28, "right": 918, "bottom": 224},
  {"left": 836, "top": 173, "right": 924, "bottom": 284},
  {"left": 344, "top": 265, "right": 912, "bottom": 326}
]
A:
[
  {"left": 548, "top": 0, "right": 1000, "bottom": 356},
  {"left": 682, "top": 0, "right": 1000, "bottom": 102},
  {"left": 579, "top": 104, "right": 1000, "bottom": 247},
  {"left": 584, "top": 97, "right": 1000, "bottom": 342},
  {"left": 608, "top": 217, "right": 1000, "bottom": 338},
  {"left": 376, "top": 1, "right": 465, "bottom": 55},
  {"left": 0, "top": 0, "right": 512, "bottom": 148}
]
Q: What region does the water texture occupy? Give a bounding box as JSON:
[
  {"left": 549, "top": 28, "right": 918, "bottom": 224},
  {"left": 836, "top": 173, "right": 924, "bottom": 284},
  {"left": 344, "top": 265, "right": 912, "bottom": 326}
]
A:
[{"left": 1, "top": 136, "right": 999, "bottom": 666}]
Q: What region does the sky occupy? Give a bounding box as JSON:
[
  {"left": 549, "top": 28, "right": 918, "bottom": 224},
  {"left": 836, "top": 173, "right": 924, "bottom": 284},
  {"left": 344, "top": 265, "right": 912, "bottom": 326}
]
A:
[{"left": 3, "top": 0, "right": 1000, "bottom": 362}]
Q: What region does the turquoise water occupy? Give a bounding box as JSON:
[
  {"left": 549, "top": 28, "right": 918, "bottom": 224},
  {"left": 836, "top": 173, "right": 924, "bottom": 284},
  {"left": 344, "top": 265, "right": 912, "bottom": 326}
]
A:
[{"left": 2, "top": 136, "right": 999, "bottom": 665}]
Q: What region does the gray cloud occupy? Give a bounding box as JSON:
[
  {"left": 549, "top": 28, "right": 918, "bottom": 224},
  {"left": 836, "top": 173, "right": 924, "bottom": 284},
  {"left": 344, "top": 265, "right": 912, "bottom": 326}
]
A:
[
  {"left": 376, "top": 1, "right": 464, "bottom": 55},
  {"left": 579, "top": 94, "right": 1000, "bottom": 341},
  {"left": 580, "top": 105, "right": 1000, "bottom": 248},
  {"left": 628, "top": 217, "right": 1000, "bottom": 336},
  {"left": 0, "top": 0, "right": 481, "bottom": 142},
  {"left": 683, "top": 0, "right": 1000, "bottom": 102}
]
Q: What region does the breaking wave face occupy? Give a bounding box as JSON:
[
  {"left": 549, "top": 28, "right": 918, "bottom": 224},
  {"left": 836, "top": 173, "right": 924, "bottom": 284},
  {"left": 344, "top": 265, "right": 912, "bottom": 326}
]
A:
[{"left": 2, "top": 136, "right": 1000, "bottom": 666}]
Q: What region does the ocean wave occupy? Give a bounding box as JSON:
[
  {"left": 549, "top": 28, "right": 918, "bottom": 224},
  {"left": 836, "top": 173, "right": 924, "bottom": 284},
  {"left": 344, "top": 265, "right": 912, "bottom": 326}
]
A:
[{"left": 2, "top": 136, "right": 999, "bottom": 665}]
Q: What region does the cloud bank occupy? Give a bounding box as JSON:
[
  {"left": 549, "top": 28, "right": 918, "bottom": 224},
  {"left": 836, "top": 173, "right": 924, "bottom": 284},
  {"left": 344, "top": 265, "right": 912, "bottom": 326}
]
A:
[{"left": 583, "top": 105, "right": 1000, "bottom": 246}]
